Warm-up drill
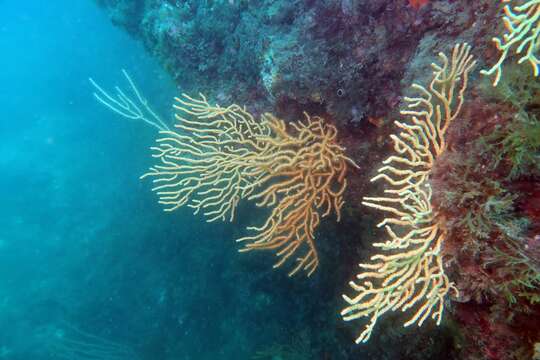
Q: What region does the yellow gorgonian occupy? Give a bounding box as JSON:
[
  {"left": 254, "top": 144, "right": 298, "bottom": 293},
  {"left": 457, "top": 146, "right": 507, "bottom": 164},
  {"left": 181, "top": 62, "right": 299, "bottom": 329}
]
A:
[
  {"left": 142, "top": 94, "right": 357, "bottom": 276},
  {"left": 341, "top": 43, "right": 476, "bottom": 343},
  {"left": 141, "top": 94, "right": 269, "bottom": 222},
  {"left": 237, "top": 113, "right": 356, "bottom": 276},
  {"left": 482, "top": 0, "right": 540, "bottom": 85}
]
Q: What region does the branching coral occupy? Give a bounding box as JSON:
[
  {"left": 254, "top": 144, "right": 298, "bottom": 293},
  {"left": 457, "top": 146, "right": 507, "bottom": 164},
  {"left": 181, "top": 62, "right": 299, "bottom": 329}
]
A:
[
  {"left": 341, "top": 43, "right": 476, "bottom": 343},
  {"left": 142, "top": 94, "right": 357, "bottom": 276},
  {"left": 482, "top": 0, "right": 540, "bottom": 86},
  {"left": 89, "top": 70, "right": 170, "bottom": 132},
  {"left": 237, "top": 113, "right": 355, "bottom": 276},
  {"left": 141, "top": 94, "right": 270, "bottom": 221},
  {"left": 41, "top": 322, "right": 139, "bottom": 360}
]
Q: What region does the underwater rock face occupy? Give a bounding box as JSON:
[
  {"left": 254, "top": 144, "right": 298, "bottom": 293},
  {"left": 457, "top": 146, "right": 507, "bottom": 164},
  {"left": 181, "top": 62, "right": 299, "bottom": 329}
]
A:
[
  {"left": 94, "top": 0, "right": 144, "bottom": 34},
  {"left": 93, "top": 0, "right": 498, "bottom": 125},
  {"left": 93, "top": 1, "right": 540, "bottom": 359}
]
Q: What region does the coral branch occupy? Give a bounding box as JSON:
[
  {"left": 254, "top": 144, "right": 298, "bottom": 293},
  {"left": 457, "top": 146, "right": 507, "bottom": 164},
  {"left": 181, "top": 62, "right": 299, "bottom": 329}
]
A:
[
  {"left": 89, "top": 70, "right": 170, "bottom": 132},
  {"left": 141, "top": 94, "right": 268, "bottom": 222},
  {"left": 341, "top": 43, "right": 476, "bottom": 343},
  {"left": 237, "top": 113, "right": 355, "bottom": 277},
  {"left": 43, "top": 322, "right": 139, "bottom": 360},
  {"left": 481, "top": 0, "right": 540, "bottom": 86},
  {"left": 142, "top": 95, "right": 357, "bottom": 276}
]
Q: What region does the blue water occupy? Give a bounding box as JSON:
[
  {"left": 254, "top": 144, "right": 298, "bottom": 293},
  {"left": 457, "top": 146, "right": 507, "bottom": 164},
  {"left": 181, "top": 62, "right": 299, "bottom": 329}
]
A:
[
  {"left": 0, "top": 3, "right": 339, "bottom": 359},
  {"left": 0, "top": 2, "right": 230, "bottom": 358}
]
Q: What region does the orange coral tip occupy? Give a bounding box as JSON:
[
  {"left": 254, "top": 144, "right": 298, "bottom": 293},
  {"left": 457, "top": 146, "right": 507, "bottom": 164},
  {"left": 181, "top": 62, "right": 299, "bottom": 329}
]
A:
[{"left": 409, "top": 0, "right": 429, "bottom": 10}]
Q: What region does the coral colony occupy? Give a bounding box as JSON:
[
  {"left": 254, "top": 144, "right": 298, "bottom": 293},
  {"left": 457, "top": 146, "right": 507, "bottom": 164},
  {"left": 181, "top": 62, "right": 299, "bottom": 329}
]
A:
[
  {"left": 142, "top": 94, "right": 358, "bottom": 276},
  {"left": 342, "top": 43, "right": 476, "bottom": 344},
  {"left": 92, "top": 0, "right": 540, "bottom": 357}
]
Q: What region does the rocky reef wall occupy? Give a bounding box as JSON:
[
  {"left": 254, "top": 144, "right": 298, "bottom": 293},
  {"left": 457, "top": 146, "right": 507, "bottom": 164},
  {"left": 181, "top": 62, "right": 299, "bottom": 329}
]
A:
[{"left": 94, "top": 1, "right": 540, "bottom": 359}]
